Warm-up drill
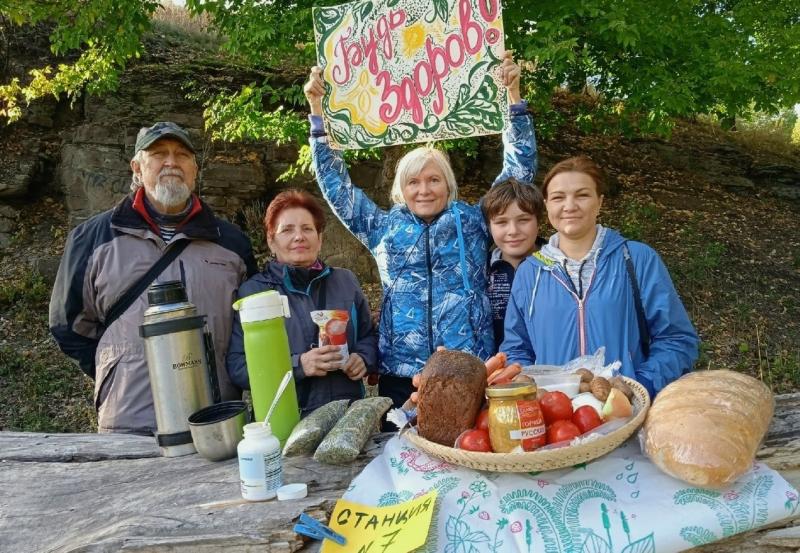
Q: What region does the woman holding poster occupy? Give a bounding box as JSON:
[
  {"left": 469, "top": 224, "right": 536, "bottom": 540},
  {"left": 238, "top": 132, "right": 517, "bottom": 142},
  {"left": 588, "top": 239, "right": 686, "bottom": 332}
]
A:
[{"left": 304, "top": 52, "right": 536, "bottom": 410}]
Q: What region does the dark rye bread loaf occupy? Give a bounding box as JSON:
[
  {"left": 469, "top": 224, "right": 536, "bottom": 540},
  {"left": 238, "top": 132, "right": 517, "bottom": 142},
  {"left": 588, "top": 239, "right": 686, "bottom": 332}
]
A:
[{"left": 416, "top": 350, "right": 486, "bottom": 446}]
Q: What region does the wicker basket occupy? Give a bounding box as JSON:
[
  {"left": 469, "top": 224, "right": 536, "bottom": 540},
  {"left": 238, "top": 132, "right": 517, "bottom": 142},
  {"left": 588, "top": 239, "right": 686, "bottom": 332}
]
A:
[{"left": 403, "top": 377, "right": 650, "bottom": 473}]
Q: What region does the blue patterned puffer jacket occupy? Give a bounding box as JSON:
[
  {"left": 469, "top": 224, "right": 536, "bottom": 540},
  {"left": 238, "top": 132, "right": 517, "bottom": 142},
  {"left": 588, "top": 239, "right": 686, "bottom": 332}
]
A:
[{"left": 311, "top": 112, "right": 537, "bottom": 377}]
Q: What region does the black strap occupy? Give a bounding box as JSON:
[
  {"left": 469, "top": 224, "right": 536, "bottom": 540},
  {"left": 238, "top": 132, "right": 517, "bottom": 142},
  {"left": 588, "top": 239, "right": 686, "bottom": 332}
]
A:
[
  {"left": 622, "top": 242, "right": 650, "bottom": 358},
  {"left": 156, "top": 430, "right": 193, "bottom": 447},
  {"left": 104, "top": 240, "right": 191, "bottom": 330}
]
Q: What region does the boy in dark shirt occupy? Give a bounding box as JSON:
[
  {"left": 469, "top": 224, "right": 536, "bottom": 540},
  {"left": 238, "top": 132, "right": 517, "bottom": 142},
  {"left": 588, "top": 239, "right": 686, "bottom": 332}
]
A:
[{"left": 483, "top": 178, "right": 545, "bottom": 349}]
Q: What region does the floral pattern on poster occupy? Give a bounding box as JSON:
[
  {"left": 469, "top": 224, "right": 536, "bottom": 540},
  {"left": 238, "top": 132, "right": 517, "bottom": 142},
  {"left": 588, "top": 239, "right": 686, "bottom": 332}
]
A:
[{"left": 312, "top": 0, "right": 508, "bottom": 149}]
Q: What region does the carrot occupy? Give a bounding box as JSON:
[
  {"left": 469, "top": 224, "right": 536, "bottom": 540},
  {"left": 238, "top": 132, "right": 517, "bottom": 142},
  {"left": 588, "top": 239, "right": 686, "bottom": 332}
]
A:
[
  {"left": 487, "top": 363, "right": 522, "bottom": 386},
  {"left": 484, "top": 352, "right": 507, "bottom": 377}
]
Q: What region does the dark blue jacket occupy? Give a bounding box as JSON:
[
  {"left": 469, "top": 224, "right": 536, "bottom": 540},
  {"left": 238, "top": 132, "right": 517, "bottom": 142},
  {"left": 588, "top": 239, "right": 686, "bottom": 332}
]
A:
[{"left": 226, "top": 260, "right": 378, "bottom": 415}]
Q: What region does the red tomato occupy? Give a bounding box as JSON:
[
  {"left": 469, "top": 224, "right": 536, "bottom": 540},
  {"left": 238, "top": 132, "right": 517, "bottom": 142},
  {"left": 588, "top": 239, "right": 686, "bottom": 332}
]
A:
[
  {"left": 457, "top": 429, "right": 492, "bottom": 452},
  {"left": 539, "top": 391, "right": 573, "bottom": 425},
  {"left": 547, "top": 420, "right": 582, "bottom": 444},
  {"left": 572, "top": 405, "right": 603, "bottom": 434},
  {"left": 474, "top": 409, "right": 490, "bottom": 431}
]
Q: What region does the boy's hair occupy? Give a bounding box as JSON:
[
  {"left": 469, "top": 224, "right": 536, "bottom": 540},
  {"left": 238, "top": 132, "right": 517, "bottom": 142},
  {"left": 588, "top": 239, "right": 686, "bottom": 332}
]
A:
[{"left": 482, "top": 178, "right": 544, "bottom": 222}]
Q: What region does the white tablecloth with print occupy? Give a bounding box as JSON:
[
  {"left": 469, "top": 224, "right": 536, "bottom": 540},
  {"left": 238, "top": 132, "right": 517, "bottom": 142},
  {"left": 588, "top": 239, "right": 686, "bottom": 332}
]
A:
[{"left": 341, "top": 435, "right": 800, "bottom": 553}]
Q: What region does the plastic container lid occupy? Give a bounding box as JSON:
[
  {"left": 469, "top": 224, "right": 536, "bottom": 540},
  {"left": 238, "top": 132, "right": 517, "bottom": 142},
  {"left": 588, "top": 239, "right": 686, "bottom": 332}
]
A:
[
  {"left": 233, "top": 290, "right": 291, "bottom": 323},
  {"left": 277, "top": 483, "right": 308, "bottom": 501}
]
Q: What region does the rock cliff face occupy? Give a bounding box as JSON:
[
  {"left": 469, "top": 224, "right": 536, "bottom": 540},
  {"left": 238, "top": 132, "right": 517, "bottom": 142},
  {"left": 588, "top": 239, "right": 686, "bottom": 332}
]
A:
[
  {"left": 1, "top": 27, "right": 798, "bottom": 281},
  {"left": 0, "top": 29, "right": 392, "bottom": 282}
]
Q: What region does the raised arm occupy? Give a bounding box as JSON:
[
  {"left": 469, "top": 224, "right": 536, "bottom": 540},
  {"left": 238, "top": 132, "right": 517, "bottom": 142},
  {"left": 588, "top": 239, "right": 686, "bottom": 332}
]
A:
[
  {"left": 304, "top": 67, "right": 388, "bottom": 250},
  {"left": 493, "top": 53, "right": 538, "bottom": 186}
]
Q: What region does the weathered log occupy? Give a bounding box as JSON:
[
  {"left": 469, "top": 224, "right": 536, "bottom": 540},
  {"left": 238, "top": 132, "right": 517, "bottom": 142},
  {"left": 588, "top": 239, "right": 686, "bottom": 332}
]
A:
[{"left": 1, "top": 394, "right": 798, "bottom": 553}]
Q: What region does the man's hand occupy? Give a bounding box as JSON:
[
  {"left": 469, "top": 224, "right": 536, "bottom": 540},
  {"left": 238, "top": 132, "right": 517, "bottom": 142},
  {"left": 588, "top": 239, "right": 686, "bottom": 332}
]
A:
[
  {"left": 299, "top": 345, "right": 344, "bottom": 377},
  {"left": 304, "top": 66, "right": 325, "bottom": 116},
  {"left": 342, "top": 353, "right": 367, "bottom": 381},
  {"left": 500, "top": 51, "right": 522, "bottom": 104}
]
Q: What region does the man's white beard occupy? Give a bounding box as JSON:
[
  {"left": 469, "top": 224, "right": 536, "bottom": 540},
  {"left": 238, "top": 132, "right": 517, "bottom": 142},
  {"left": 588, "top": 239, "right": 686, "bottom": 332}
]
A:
[{"left": 150, "top": 169, "right": 191, "bottom": 209}]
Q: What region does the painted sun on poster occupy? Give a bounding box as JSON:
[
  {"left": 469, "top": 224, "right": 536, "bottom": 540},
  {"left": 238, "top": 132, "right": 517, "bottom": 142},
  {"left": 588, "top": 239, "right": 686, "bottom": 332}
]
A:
[{"left": 312, "top": 0, "right": 508, "bottom": 149}]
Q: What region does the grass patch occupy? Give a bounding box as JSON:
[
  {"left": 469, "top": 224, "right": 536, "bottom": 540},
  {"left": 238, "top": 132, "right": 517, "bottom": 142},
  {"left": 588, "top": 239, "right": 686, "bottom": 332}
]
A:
[
  {"left": 0, "top": 345, "right": 95, "bottom": 432},
  {"left": 615, "top": 199, "right": 660, "bottom": 242},
  {"left": 0, "top": 272, "right": 49, "bottom": 309},
  {"left": 150, "top": 2, "right": 221, "bottom": 52},
  {"left": 669, "top": 220, "right": 727, "bottom": 293},
  {"left": 697, "top": 110, "right": 799, "bottom": 159},
  {"left": 0, "top": 269, "right": 95, "bottom": 432}
]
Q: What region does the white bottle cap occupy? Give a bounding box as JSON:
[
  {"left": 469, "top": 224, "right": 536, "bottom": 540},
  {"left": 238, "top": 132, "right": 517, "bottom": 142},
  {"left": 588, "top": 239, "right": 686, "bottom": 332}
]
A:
[
  {"left": 277, "top": 483, "right": 308, "bottom": 501},
  {"left": 233, "top": 290, "right": 291, "bottom": 322}
]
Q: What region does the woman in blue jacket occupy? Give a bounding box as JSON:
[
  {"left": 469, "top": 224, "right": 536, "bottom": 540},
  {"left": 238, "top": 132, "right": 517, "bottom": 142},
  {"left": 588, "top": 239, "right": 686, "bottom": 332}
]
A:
[
  {"left": 304, "top": 53, "right": 537, "bottom": 408},
  {"left": 501, "top": 156, "right": 699, "bottom": 397}
]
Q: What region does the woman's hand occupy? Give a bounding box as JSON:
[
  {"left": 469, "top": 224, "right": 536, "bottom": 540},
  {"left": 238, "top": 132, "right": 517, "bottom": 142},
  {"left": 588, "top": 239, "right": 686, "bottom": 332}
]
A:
[
  {"left": 342, "top": 353, "right": 367, "bottom": 381},
  {"left": 304, "top": 66, "right": 325, "bottom": 116},
  {"left": 299, "top": 345, "right": 344, "bottom": 377},
  {"left": 500, "top": 51, "right": 522, "bottom": 104}
]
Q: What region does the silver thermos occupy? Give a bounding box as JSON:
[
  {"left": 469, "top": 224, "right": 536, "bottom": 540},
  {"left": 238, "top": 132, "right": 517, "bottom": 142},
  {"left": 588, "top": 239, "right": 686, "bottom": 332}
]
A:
[{"left": 139, "top": 281, "right": 217, "bottom": 457}]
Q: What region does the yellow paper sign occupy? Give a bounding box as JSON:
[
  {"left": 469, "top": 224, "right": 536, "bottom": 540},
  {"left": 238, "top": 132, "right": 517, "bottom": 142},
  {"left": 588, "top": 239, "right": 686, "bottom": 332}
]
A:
[{"left": 321, "top": 490, "right": 438, "bottom": 553}]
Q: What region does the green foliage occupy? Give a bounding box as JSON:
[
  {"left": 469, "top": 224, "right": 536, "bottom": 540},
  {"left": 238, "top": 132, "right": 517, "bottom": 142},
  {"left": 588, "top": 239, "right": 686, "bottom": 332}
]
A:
[
  {"left": 0, "top": 270, "right": 96, "bottom": 432},
  {"left": 503, "top": 0, "right": 800, "bottom": 135},
  {"left": 0, "top": 0, "right": 159, "bottom": 120},
  {"left": 0, "top": 271, "right": 49, "bottom": 308},
  {"left": 671, "top": 220, "right": 728, "bottom": 291},
  {"left": 0, "top": 344, "right": 96, "bottom": 432},
  {"left": 203, "top": 85, "right": 308, "bottom": 145},
  {"left": 2, "top": 0, "right": 800, "bottom": 149},
  {"left": 615, "top": 200, "right": 660, "bottom": 242}
]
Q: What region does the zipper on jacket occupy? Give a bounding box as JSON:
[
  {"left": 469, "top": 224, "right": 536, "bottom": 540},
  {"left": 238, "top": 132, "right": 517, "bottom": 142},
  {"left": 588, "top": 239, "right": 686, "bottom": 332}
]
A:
[
  {"left": 577, "top": 299, "right": 586, "bottom": 356},
  {"left": 552, "top": 265, "right": 589, "bottom": 358},
  {"left": 425, "top": 224, "right": 433, "bottom": 354}
]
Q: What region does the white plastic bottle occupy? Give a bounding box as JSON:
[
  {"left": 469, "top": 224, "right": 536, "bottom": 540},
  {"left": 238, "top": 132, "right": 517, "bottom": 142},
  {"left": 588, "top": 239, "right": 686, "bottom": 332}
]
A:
[{"left": 237, "top": 422, "right": 282, "bottom": 501}]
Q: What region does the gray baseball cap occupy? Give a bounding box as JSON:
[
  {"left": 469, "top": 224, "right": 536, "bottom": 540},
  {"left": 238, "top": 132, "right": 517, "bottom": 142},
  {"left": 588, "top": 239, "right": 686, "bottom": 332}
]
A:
[{"left": 134, "top": 122, "right": 196, "bottom": 155}]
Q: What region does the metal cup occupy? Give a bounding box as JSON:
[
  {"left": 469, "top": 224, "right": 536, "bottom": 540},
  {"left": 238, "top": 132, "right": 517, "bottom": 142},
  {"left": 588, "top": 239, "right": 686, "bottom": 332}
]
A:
[{"left": 188, "top": 401, "right": 249, "bottom": 461}]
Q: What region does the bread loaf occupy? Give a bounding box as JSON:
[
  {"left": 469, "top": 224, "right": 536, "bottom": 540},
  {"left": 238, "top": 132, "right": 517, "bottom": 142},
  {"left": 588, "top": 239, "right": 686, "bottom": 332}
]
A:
[
  {"left": 641, "top": 370, "right": 773, "bottom": 488},
  {"left": 416, "top": 350, "right": 486, "bottom": 446}
]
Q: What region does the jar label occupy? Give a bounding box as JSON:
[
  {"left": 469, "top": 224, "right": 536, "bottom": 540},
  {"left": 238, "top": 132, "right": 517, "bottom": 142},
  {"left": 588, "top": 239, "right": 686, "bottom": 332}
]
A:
[
  {"left": 263, "top": 449, "right": 282, "bottom": 491},
  {"left": 511, "top": 400, "right": 546, "bottom": 451},
  {"left": 239, "top": 450, "right": 283, "bottom": 500}
]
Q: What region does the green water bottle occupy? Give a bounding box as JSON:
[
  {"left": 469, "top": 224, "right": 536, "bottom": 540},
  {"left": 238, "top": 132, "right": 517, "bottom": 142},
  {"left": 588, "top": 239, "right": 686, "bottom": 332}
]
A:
[{"left": 233, "top": 290, "right": 299, "bottom": 443}]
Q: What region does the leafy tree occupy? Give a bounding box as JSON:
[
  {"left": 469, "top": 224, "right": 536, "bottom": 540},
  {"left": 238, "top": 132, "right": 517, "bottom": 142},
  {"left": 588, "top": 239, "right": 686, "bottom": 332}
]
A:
[
  {"left": 0, "top": 0, "right": 159, "bottom": 120},
  {"left": 1, "top": 0, "right": 799, "bottom": 142}
]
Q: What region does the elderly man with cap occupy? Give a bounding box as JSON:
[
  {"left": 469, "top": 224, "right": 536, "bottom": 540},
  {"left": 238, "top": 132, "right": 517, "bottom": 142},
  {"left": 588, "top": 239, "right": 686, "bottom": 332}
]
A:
[{"left": 49, "top": 122, "right": 257, "bottom": 434}]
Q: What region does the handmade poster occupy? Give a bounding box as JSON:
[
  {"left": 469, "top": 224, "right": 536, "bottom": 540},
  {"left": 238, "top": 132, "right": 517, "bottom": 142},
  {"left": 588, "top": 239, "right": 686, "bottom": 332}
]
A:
[
  {"left": 321, "top": 489, "right": 438, "bottom": 553},
  {"left": 343, "top": 435, "right": 800, "bottom": 553},
  {"left": 312, "top": 0, "right": 508, "bottom": 149}
]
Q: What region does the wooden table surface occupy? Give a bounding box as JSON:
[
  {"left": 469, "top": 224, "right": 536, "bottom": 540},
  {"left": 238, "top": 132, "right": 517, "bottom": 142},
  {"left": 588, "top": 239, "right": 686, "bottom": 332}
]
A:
[{"left": 1, "top": 394, "right": 798, "bottom": 553}]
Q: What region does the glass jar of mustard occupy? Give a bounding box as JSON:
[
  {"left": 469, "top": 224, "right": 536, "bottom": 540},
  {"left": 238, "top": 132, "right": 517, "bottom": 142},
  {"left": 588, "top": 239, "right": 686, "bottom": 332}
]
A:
[{"left": 486, "top": 382, "right": 547, "bottom": 453}]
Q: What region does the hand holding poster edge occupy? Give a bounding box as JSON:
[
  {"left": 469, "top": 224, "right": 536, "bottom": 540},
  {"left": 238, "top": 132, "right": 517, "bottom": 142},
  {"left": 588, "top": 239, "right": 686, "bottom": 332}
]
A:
[{"left": 310, "top": 0, "right": 513, "bottom": 150}]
